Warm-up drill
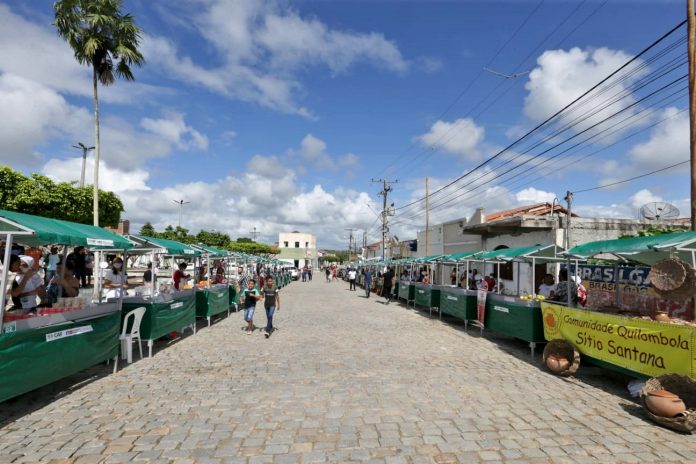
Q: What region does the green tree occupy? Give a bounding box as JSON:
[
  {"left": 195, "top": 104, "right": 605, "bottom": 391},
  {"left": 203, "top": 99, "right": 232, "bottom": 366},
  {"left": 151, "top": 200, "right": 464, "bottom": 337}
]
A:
[
  {"left": 0, "top": 167, "right": 123, "bottom": 227},
  {"left": 139, "top": 222, "right": 156, "bottom": 237},
  {"left": 54, "top": 0, "right": 144, "bottom": 227},
  {"left": 236, "top": 237, "right": 253, "bottom": 243},
  {"left": 196, "top": 230, "right": 231, "bottom": 248},
  {"left": 227, "top": 242, "right": 279, "bottom": 255}
]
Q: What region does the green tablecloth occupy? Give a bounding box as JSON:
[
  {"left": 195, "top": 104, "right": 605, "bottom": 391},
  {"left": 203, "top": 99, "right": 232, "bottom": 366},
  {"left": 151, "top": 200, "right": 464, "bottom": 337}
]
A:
[
  {"left": 196, "top": 286, "right": 230, "bottom": 318},
  {"left": 440, "top": 287, "right": 477, "bottom": 321},
  {"left": 414, "top": 284, "right": 440, "bottom": 309},
  {"left": 0, "top": 310, "right": 120, "bottom": 402},
  {"left": 122, "top": 293, "right": 195, "bottom": 341},
  {"left": 229, "top": 285, "right": 239, "bottom": 306},
  {"left": 398, "top": 282, "right": 415, "bottom": 301},
  {"left": 484, "top": 293, "right": 544, "bottom": 343}
]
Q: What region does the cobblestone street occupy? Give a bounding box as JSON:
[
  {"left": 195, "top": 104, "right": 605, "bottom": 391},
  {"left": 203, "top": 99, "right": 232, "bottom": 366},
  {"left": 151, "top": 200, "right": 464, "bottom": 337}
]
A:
[{"left": 2, "top": 278, "right": 696, "bottom": 464}]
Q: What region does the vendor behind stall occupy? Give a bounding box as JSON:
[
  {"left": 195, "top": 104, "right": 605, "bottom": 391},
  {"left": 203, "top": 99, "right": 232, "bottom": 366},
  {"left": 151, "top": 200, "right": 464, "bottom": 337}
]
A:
[
  {"left": 46, "top": 261, "right": 79, "bottom": 305},
  {"left": 103, "top": 256, "right": 128, "bottom": 299},
  {"left": 173, "top": 262, "right": 190, "bottom": 290},
  {"left": 142, "top": 262, "right": 153, "bottom": 285},
  {"left": 212, "top": 267, "right": 225, "bottom": 285},
  {"left": 550, "top": 269, "right": 577, "bottom": 305},
  {"left": 10, "top": 255, "right": 45, "bottom": 312},
  {"left": 538, "top": 274, "right": 555, "bottom": 297}
]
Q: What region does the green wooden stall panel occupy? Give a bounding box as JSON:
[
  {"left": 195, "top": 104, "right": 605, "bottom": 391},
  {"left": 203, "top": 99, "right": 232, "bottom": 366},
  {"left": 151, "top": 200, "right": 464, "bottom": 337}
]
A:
[
  {"left": 122, "top": 295, "right": 195, "bottom": 341},
  {"left": 398, "top": 282, "right": 415, "bottom": 301},
  {"left": 0, "top": 311, "right": 120, "bottom": 402},
  {"left": 484, "top": 295, "right": 545, "bottom": 343},
  {"left": 196, "top": 287, "right": 230, "bottom": 318},
  {"left": 229, "top": 285, "right": 239, "bottom": 305},
  {"left": 414, "top": 285, "right": 440, "bottom": 308},
  {"left": 440, "top": 289, "right": 477, "bottom": 321}
]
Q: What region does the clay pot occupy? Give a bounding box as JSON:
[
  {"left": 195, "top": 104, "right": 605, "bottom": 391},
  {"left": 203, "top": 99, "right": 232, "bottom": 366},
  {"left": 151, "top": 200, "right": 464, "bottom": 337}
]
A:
[
  {"left": 557, "top": 357, "right": 571, "bottom": 371},
  {"left": 645, "top": 389, "right": 686, "bottom": 418},
  {"left": 654, "top": 311, "right": 671, "bottom": 323},
  {"left": 546, "top": 355, "right": 560, "bottom": 372}
]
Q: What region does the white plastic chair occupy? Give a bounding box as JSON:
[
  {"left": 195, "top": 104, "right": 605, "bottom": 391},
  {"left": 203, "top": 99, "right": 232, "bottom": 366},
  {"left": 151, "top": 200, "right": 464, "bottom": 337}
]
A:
[{"left": 120, "top": 306, "right": 146, "bottom": 364}]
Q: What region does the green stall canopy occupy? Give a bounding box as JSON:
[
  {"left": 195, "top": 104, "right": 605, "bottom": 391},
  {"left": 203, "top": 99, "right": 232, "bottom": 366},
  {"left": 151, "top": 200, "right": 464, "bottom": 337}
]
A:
[
  {"left": 437, "top": 251, "right": 480, "bottom": 263},
  {"left": 477, "top": 244, "right": 564, "bottom": 262},
  {"left": 564, "top": 231, "right": 696, "bottom": 266},
  {"left": 0, "top": 209, "right": 132, "bottom": 249},
  {"left": 128, "top": 235, "right": 201, "bottom": 257}
]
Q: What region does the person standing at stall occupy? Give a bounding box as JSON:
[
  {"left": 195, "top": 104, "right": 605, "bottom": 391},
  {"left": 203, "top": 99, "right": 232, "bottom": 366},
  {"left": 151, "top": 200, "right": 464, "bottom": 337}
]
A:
[
  {"left": 173, "top": 262, "right": 190, "bottom": 290},
  {"left": 348, "top": 268, "right": 357, "bottom": 291},
  {"left": 261, "top": 276, "right": 280, "bottom": 338},
  {"left": 364, "top": 268, "right": 373, "bottom": 298},
  {"left": 10, "top": 255, "right": 45, "bottom": 312},
  {"left": 46, "top": 261, "right": 79, "bottom": 305},
  {"left": 44, "top": 246, "right": 60, "bottom": 284},
  {"left": 103, "top": 256, "right": 127, "bottom": 299},
  {"left": 242, "top": 278, "right": 261, "bottom": 335},
  {"left": 550, "top": 269, "right": 578, "bottom": 305},
  {"left": 381, "top": 266, "right": 395, "bottom": 304}
]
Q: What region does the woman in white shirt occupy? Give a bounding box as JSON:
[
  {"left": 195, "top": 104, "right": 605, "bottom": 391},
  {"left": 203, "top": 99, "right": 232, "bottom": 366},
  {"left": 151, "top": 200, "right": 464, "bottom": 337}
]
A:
[
  {"left": 10, "top": 255, "right": 45, "bottom": 312},
  {"left": 104, "top": 257, "right": 128, "bottom": 299},
  {"left": 537, "top": 273, "right": 556, "bottom": 297}
]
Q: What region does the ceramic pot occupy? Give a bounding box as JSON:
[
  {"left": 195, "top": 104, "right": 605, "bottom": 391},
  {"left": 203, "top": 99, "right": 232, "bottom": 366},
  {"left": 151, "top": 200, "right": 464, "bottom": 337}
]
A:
[
  {"left": 654, "top": 311, "right": 670, "bottom": 323},
  {"left": 546, "top": 355, "right": 560, "bottom": 373},
  {"left": 556, "top": 357, "right": 570, "bottom": 371},
  {"left": 645, "top": 389, "right": 686, "bottom": 418}
]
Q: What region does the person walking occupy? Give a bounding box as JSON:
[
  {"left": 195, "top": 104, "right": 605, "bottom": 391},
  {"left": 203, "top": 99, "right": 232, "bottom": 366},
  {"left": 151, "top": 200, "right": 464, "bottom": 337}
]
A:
[
  {"left": 261, "top": 275, "right": 280, "bottom": 338},
  {"left": 242, "top": 278, "right": 262, "bottom": 334},
  {"left": 381, "top": 266, "right": 395, "bottom": 304},
  {"left": 325, "top": 267, "right": 331, "bottom": 282},
  {"left": 364, "top": 268, "right": 372, "bottom": 298},
  {"left": 348, "top": 268, "right": 357, "bottom": 291}
]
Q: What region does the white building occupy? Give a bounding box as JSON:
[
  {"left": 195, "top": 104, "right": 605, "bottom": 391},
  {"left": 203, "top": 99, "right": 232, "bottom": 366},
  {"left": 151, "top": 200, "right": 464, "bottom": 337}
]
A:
[{"left": 277, "top": 232, "right": 318, "bottom": 269}]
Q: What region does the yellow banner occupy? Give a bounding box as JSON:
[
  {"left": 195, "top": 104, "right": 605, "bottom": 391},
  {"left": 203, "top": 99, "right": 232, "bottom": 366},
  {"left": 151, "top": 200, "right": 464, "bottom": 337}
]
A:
[{"left": 541, "top": 302, "right": 695, "bottom": 378}]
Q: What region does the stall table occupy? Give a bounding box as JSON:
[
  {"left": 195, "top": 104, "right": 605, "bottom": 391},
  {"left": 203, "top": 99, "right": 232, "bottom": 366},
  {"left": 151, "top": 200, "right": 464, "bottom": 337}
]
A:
[
  {"left": 414, "top": 283, "right": 441, "bottom": 316},
  {"left": 484, "top": 293, "right": 544, "bottom": 356},
  {"left": 397, "top": 281, "right": 415, "bottom": 305},
  {"left": 229, "top": 285, "right": 239, "bottom": 310},
  {"left": 196, "top": 285, "right": 231, "bottom": 325},
  {"left": 439, "top": 287, "right": 477, "bottom": 326},
  {"left": 121, "top": 290, "right": 196, "bottom": 357},
  {"left": 0, "top": 304, "right": 120, "bottom": 402}
]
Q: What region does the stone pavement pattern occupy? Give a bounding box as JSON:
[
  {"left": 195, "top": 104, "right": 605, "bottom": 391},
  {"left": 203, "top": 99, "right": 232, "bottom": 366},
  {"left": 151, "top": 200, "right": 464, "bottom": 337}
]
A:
[{"left": 1, "top": 278, "right": 696, "bottom": 464}]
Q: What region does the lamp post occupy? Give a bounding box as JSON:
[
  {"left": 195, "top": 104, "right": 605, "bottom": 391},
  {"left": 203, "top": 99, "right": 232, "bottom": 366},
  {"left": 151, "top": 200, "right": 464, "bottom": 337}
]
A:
[
  {"left": 173, "top": 199, "right": 190, "bottom": 228},
  {"left": 73, "top": 142, "right": 95, "bottom": 188}
]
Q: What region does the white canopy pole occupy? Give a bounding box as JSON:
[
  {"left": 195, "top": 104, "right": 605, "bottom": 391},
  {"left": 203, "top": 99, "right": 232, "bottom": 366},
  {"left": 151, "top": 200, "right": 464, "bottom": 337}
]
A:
[{"left": 0, "top": 233, "right": 15, "bottom": 333}]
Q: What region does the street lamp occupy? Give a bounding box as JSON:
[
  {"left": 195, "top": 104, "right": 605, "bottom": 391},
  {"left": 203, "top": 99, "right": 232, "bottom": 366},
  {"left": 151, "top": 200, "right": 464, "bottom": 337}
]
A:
[
  {"left": 173, "top": 199, "right": 190, "bottom": 228},
  {"left": 73, "top": 142, "right": 95, "bottom": 188}
]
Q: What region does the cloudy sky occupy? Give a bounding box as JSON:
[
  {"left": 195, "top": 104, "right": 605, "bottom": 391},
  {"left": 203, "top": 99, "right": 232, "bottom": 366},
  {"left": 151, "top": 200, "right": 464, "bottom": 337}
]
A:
[{"left": 0, "top": 0, "right": 690, "bottom": 248}]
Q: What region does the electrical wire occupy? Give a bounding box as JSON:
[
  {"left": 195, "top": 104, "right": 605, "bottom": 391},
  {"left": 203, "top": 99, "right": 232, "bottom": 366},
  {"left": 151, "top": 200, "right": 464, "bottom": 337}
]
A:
[{"left": 573, "top": 160, "right": 689, "bottom": 193}]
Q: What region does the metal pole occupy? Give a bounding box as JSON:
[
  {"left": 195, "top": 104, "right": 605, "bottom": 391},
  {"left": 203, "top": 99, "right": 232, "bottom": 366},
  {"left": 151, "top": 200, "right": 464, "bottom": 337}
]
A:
[
  {"left": 151, "top": 251, "right": 156, "bottom": 297},
  {"left": 688, "top": 0, "right": 696, "bottom": 230},
  {"left": 565, "top": 191, "right": 574, "bottom": 306},
  {"left": 425, "top": 176, "right": 430, "bottom": 257},
  {"left": 0, "top": 233, "right": 15, "bottom": 334}
]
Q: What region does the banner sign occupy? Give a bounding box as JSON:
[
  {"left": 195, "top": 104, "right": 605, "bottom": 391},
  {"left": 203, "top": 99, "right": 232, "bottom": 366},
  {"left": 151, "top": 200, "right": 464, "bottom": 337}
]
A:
[
  {"left": 86, "top": 238, "right": 114, "bottom": 247},
  {"left": 542, "top": 302, "right": 695, "bottom": 378},
  {"left": 476, "top": 289, "right": 487, "bottom": 326},
  {"left": 571, "top": 264, "right": 693, "bottom": 320},
  {"left": 46, "top": 325, "right": 93, "bottom": 342}
]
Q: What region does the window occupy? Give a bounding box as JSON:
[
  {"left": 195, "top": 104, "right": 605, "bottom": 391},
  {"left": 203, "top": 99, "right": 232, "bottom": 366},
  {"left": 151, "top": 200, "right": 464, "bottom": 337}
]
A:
[
  {"left": 295, "top": 242, "right": 300, "bottom": 248},
  {"left": 283, "top": 241, "right": 288, "bottom": 247}
]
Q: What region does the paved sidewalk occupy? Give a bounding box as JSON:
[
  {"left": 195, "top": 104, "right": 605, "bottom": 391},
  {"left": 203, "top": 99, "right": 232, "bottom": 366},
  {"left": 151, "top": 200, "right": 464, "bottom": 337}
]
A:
[{"left": 1, "top": 278, "right": 696, "bottom": 463}]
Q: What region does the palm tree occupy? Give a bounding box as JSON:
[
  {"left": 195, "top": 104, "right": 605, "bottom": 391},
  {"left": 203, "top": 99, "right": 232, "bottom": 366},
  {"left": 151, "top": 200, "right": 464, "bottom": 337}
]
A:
[{"left": 54, "top": 0, "right": 144, "bottom": 227}]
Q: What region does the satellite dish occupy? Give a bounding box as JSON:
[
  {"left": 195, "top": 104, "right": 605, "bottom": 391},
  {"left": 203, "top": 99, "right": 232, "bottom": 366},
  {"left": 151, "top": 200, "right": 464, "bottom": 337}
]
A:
[{"left": 640, "top": 202, "right": 680, "bottom": 221}]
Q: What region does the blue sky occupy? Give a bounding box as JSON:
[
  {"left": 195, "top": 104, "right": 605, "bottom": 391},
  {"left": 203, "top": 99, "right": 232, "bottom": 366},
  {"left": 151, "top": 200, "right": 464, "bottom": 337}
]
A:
[{"left": 0, "top": 0, "right": 690, "bottom": 248}]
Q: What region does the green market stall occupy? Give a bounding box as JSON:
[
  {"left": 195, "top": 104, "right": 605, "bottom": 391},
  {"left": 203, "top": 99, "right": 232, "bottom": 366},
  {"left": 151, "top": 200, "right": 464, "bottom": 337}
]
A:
[
  {"left": 542, "top": 231, "right": 696, "bottom": 379},
  {"left": 473, "top": 244, "right": 564, "bottom": 356},
  {"left": 0, "top": 209, "right": 132, "bottom": 402},
  {"left": 120, "top": 235, "right": 201, "bottom": 356},
  {"left": 413, "top": 283, "right": 441, "bottom": 316},
  {"left": 193, "top": 245, "right": 234, "bottom": 325},
  {"left": 439, "top": 287, "right": 477, "bottom": 325}
]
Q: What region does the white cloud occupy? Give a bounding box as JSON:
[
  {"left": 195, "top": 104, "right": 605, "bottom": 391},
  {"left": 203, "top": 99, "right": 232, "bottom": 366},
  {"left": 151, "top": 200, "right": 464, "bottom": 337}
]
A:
[
  {"left": 141, "top": 111, "right": 209, "bottom": 151},
  {"left": 515, "top": 187, "right": 557, "bottom": 204},
  {"left": 143, "top": 0, "right": 411, "bottom": 116},
  {"left": 629, "top": 107, "right": 689, "bottom": 171},
  {"left": 298, "top": 134, "right": 332, "bottom": 168},
  {"left": 43, "top": 155, "right": 375, "bottom": 247},
  {"left": 417, "top": 118, "right": 485, "bottom": 161},
  {"left": 574, "top": 189, "right": 689, "bottom": 220},
  {"left": 524, "top": 47, "right": 645, "bottom": 133}
]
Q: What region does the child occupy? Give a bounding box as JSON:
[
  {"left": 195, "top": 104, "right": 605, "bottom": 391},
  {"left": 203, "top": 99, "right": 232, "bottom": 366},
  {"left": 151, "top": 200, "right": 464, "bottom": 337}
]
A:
[
  {"left": 242, "top": 278, "right": 261, "bottom": 334},
  {"left": 261, "top": 276, "right": 280, "bottom": 338}
]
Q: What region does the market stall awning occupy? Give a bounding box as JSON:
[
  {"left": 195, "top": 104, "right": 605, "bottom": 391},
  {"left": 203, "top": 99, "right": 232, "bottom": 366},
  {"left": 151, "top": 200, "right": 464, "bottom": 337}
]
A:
[
  {"left": 193, "top": 244, "right": 229, "bottom": 257},
  {"left": 129, "top": 235, "right": 201, "bottom": 257},
  {"left": 0, "top": 209, "right": 132, "bottom": 249},
  {"left": 478, "top": 244, "right": 564, "bottom": 262},
  {"left": 436, "top": 251, "right": 479, "bottom": 263},
  {"left": 564, "top": 231, "right": 696, "bottom": 265},
  {"left": 414, "top": 254, "right": 445, "bottom": 263}
]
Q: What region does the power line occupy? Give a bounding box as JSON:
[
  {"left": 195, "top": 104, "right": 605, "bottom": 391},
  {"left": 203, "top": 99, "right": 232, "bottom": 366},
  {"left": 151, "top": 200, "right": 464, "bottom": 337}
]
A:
[
  {"left": 379, "top": 0, "right": 547, "bottom": 176},
  {"left": 393, "top": 19, "right": 688, "bottom": 214},
  {"left": 574, "top": 160, "right": 689, "bottom": 193}
]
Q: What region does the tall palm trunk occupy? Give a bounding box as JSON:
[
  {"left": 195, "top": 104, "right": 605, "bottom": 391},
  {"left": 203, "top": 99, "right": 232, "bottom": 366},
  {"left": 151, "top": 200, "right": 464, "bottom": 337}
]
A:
[
  {"left": 92, "top": 67, "right": 101, "bottom": 303},
  {"left": 92, "top": 66, "right": 100, "bottom": 227}
]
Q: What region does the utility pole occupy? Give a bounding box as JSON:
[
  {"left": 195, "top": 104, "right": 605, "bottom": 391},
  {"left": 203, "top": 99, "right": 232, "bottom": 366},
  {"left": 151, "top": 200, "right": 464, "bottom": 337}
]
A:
[
  {"left": 425, "top": 177, "right": 430, "bottom": 256},
  {"left": 371, "top": 178, "right": 398, "bottom": 261},
  {"left": 345, "top": 228, "right": 356, "bottom": 260},
  {"left": 564, "top": 190, "right": 574, "bottom": 307},
  {"left": 173, "top": 199, "right": 190, "bottom": 228},
  {"left": 249, "top": 227, "right": 260, "bottom": 242},
  {"left": 688, "top": 0, "right": 696, "bottom": 230},
  {"left": 73, "top": 142, "right": 95, "bottom": 188}
]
